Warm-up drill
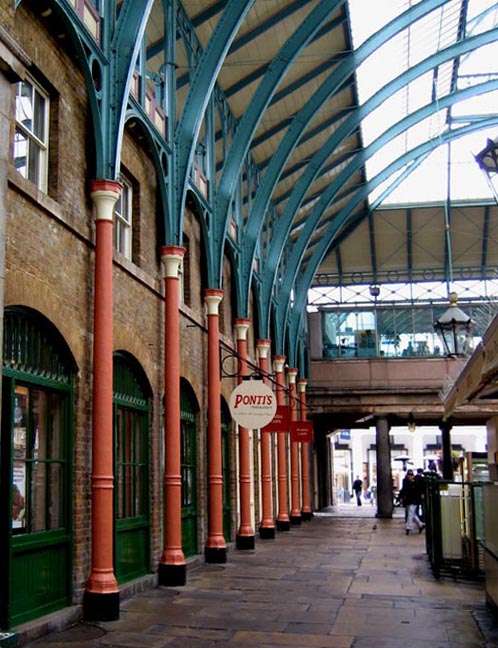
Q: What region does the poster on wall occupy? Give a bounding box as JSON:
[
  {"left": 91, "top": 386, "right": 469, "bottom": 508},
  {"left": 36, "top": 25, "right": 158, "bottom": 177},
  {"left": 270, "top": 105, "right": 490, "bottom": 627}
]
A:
[{"left": 12, "top": 387, "right": 28, "bottom": 530}]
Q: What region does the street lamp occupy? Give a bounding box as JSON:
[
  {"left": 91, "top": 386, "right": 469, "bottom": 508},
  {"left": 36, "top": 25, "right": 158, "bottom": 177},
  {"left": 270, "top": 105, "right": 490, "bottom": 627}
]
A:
[
  {"left": 475, "top": 137, "right": 498, "bottom": 203},
  {"left": 434, "top": 292, "right": 473, "bottom": 357}
]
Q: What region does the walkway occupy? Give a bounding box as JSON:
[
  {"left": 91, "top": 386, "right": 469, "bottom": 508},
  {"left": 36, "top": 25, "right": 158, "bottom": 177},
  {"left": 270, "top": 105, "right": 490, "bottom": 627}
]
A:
[{"left": 20, "top": 510, "right": 497, "bottom": 648}]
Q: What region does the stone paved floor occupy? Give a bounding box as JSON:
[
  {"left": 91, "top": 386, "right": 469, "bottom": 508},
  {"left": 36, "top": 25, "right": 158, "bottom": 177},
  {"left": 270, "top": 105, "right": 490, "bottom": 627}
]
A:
[{"left": 21, "top": 508, "right": 498, "bottom": 648}]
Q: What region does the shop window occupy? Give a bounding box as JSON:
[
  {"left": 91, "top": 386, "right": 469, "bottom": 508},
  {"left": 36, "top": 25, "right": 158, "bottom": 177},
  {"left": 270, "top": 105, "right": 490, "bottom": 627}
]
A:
[
  {"left": 13, "top": 76, "right": 49, "bottom": 192},
  {"left": 12, "top": 385, "right": 65, "bottom": 534}
]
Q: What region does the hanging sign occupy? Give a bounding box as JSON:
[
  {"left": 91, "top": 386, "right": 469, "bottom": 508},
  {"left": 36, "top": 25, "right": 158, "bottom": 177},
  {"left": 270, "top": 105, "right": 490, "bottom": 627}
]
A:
[
  {"left": 290, "top": 421, "right": 313, "bottom": 443},
  {"left": 229, "top": 380, "right": 277, "bottom": 428},
  {"left": 262, "top": 405, "right": 290, "bottom": 433}
]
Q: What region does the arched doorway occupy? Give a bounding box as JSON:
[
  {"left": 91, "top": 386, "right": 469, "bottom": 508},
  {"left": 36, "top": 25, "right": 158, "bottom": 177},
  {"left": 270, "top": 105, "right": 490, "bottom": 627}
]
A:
[
  {"left": 0, "top": 307, "right": 75, "bottom": 628},
  {"left": 113, "top": 352, "right": 151, "bottom": 584},
  {"left": 180, "top": 379, "right": 199, "bottom": 557}
]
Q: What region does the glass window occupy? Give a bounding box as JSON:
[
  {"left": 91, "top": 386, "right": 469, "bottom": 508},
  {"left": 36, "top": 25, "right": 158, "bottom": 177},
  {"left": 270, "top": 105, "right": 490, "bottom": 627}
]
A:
[
  {"left": 12, "top": 385, "right": 65, "bottom": 534},
  {"left": 114, "top": 176, "right": 133, "bottom": 260},
  {"left": 13, "top": 77, "right": 49, "bottom": 192},
  {"left": 116, "top": 406, "right": 146, "bottom": 519}
]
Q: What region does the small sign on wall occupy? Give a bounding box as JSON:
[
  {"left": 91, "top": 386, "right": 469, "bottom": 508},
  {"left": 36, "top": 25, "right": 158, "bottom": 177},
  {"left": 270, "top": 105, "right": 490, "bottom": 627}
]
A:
[
  {"left": 290, "top": 421, "right": 313, "bottom": 443},
  {"left": 262, "top": 405, "right": 289, "bottom": 433}
]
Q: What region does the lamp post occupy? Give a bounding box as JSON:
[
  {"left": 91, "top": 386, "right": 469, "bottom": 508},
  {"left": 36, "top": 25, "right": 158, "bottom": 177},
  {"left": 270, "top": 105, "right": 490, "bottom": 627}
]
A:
[{"left": 434, "top": 292, "right": 473, "bottom": 357}]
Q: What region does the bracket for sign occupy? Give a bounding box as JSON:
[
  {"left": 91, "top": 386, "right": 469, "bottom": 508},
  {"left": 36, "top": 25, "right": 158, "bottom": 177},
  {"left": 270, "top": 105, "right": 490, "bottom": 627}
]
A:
[{"left": 220, "top": 349, "right": 264, "bottom": 381}]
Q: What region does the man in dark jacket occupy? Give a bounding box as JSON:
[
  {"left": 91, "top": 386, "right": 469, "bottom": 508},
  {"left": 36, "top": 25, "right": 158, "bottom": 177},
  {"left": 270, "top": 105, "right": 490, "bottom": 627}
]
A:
[
  {"left": 352, "top": 476, "right": 363, "bottom": 506},
  {"left": 399, "top": 470, "right": 425, "bottom": 535}
]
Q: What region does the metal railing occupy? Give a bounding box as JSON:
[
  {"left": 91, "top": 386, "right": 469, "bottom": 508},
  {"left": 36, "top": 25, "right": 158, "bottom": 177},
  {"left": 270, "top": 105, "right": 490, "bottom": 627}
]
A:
[{"left": 425, "top": 475, "right": 485, "bottom": 580}]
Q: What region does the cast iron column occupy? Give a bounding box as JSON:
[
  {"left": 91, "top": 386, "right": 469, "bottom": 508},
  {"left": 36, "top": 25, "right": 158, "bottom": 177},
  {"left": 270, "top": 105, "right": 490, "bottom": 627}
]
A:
[
  {"left": 375, "top": 415, "right": 393, "bottom": 519},
  {"left": 235, "top": 319, "right": 255, "bottom": 549},
  {"left": 84, "top": 180, "right": 121, "bottom": 621},
  {"left": 257, "top": 339, "right": 275, "bottom": 539},
  {"left": 158, "top": 246, "right": 186, "bottom": 585},
  {"left": 274, "top": 356, "right": 290, "bottom": 531},
  {"left": 298, "top": 379, "right": 312, "bottom": 520},
  {"left": 440, "top": 420, "right": 454, "bottom": 480},
  {"left": 205, "top": 289, "right": 227, "bottom": 562},
  {"left": 287, "top": 368, "right": 301, "bottom": 525}
]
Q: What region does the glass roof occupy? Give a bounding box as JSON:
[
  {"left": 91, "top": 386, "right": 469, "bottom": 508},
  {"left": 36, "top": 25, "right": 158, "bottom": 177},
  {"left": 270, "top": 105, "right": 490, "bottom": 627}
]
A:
[{"left": 348, "top": 0, "right": 498, "bottom": 204}]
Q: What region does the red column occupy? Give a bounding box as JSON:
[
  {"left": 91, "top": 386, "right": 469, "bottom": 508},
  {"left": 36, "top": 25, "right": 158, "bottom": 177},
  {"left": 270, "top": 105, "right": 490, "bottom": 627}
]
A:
[
  {"left": 298, "top": 378, "right": 313, "bottom": 520},
  {"left": 204, "top": 289, "right": 227, "bottom": 563},
  {"left": 274, "top": 355, "right": 290, "bottom": 531},
  {"left": 84, "top": 180, "right": 121, "bottom": 621},
  {"left": 256, "top": 339, "right": 275, "bottom": 539},
  {"left": 287, "top": 368, "right": 301, "bottom": 525},
  {"left": 235, "top": 319, "right": 256, "bottom": 550},
  {"left": 158, "top": 246, "right": 186, "bottom": 586}
]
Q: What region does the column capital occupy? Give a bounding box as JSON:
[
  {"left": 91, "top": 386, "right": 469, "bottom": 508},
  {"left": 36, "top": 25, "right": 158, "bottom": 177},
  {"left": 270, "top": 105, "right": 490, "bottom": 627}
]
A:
[
  {"left": 204, "top": 289, "right": 223, "bottom": 315},
  {"left": 297, "top": 378, "right": 307, "bottom": 392},
  {"left": 256, "top": 339, "right": 271, "bottom": 359},
  {"left": 286, "top": 368, "right": 298, "bottom": 383},
  {"left": 234, "top": 318, "right": 251, "bottom": 340},
  {"left": 90, "top": 180, "right": 122, "bottom": 222},
  {"left": 273, "top": 355, "right": 286, "bottom": 373},
  {"left": 161, "top": 246, "right": 185, "bottom": 279}
]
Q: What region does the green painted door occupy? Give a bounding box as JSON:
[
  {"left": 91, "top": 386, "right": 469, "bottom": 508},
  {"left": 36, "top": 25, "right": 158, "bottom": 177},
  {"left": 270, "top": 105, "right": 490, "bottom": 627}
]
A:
[
  {"left": 0, "top": 308, "right": 73, "bottom": 629},
  {"left": 113, "top": 353, "right": 151, "bottom": 584},
  {"left": 180, "top": 382, "right": 198, "bottom": 557}
]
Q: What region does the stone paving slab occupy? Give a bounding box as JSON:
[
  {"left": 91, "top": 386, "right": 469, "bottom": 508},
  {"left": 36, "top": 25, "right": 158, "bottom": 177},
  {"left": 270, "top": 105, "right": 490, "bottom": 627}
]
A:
[{"left": 21, "top": 515, "right": 498, "bottom": 648}]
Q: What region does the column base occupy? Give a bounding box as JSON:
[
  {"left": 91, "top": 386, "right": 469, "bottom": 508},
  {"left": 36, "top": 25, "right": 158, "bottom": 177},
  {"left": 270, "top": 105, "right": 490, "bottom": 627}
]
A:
[
  {"left": 83, "top": 590, "right": 120, "bottom": 621},
  {"left": 158, "top": 562, "right": 186, "bottom": 586},
  {"left": 236, "top": 534, "right": 255, "bottom": 550},
  {"left": 205, "top": 546, "right": 227, "bottom": 563},
  {"left": 301, "top": 511, "right": 313, "bottom": 521},
  {"left": 290, "top": 515, "right": 302, "bottom": 525},
  {"left": 276, "top": 519, "right": 290, "bottom": 532},
  {"left": 259, "top": 525, "right": 275, "bottom": 539}
]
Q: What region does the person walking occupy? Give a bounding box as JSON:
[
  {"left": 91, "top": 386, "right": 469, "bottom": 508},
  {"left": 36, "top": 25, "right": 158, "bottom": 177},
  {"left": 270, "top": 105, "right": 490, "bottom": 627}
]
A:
[
  {"left": 352, "top": 476, "right": 363, "bottom": 506},
  {"left": 399, "top": 469, "right": 425, "bottom": 535},
  {"left": 413, "top": 468, "right": 426, "bottom": 522}
]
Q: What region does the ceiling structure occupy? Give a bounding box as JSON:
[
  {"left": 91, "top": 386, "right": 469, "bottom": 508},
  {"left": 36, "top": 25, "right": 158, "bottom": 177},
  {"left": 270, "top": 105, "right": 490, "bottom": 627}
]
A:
[
  {"left": 31, "top": 0, "right": 498, "bottom": 360},
  {"left": 146, "top": 0, "right": 498, "bottom": 303}
]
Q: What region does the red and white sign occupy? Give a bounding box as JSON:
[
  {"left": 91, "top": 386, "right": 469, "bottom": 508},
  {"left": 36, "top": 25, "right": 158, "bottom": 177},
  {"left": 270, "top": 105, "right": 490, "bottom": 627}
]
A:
[
  {"left": 290, "top": 421, "right": 313, "bottom": 443},
  {"left": 229, "top": 380, "right": 277, "bottom": 428},
  {"left": 262, "top": 405, "right": 290, "bottom": 433}
]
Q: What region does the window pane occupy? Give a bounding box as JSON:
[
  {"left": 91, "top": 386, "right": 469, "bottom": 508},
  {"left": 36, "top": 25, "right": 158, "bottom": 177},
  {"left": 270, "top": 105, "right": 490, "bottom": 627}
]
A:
[
  {"left": 50, "top": 393, "right": 63, "bottom": 459},
  {"left": 15, "top": 81, "right": 33, "bottom": 131},
  {"left": 30, "top": 461, "right": 47, "bottom": 532},
  {"left": 13, "top": 129, "right": 28, "bottom": 176},
  {"left": 28, "top": 143, "right": 42, "bottom": 188},
  {"left": 12, "top": 388, "right": 28, "bottom": 532},
  {"left": 32, "top": 390, "right": 47, "bottom": 459},
  {"left": 33, "top": 88, "right": 46, "bottom": 140},
  {"left": 48, "top": 463, "right": 63, "bottom": 529}
]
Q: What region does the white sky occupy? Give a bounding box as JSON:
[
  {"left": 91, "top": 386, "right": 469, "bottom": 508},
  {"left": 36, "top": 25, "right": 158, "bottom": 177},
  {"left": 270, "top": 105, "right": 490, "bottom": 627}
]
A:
[{"left": 347, "top": 0, "right": 498, "bottom": 204}]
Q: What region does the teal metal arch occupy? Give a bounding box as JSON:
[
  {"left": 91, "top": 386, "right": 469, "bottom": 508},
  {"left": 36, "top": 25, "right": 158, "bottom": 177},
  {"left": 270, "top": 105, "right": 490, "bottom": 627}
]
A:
[
  {"left": 101, "top": 0, "right": 156, "bottom": 179},
  {"left": 257, "top": 28, "right": 498, "bottom": 341},
  {"left": 285, "top": 116, "right": 498, "bottom": 350},
  {"left": 175, "top": 1, "right": 255, "bottom": 247},
  {"left": 211, "top": 0, "right": 343, "bottom": 299},
  {"left": 239, "top": 0, "right": 451, "bottom": 325},
  {"left": 286, "top": 76, "right": 498, "bottom": 292},
  {"left": 123, "top": 104, "right": 172, "bottom": 243}
]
